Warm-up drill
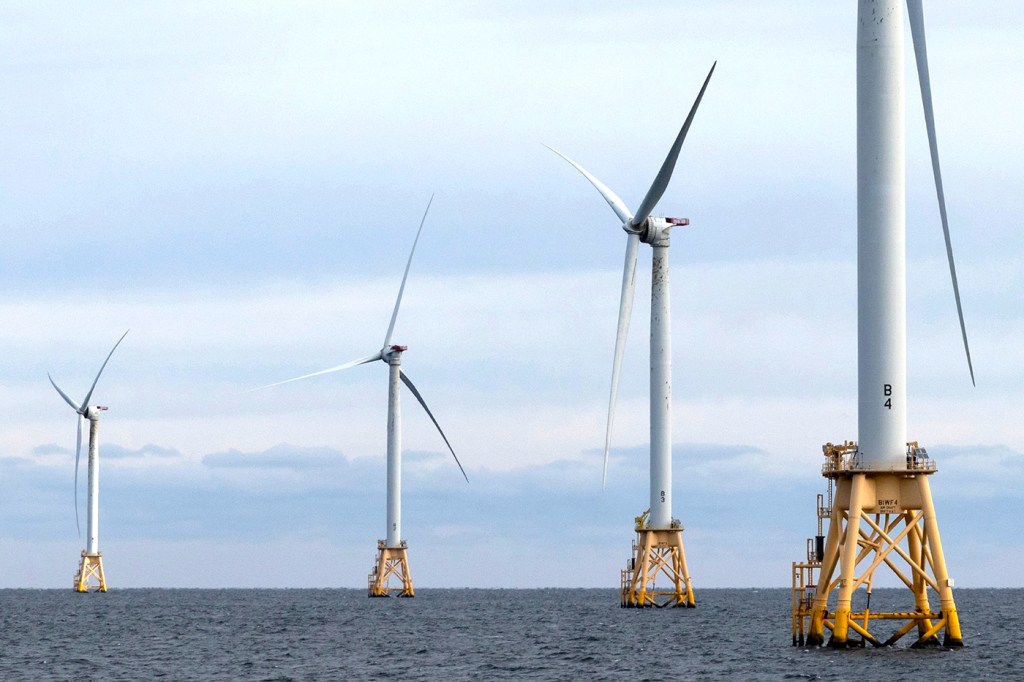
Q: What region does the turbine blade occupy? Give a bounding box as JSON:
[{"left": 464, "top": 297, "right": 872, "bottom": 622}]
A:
[
  {"left": 603, "top": 233, "right": 639, "bottom": 488},
  {"left": 907, "top": 0, "right": 975, "bottom": 385},
  {"left": 249, "top": 352, "right": 383, "bottom": 392},
  {"left": 48, "top": 374, "right": 81, "bottom": 413},
  {"left": 384, "top": 195, "right": 434, "bottom": 349},
  {"left": 400, "top": 370, "right": 468, "bottom": 483},
  {"left": 81, "top": 329, "right": 130, "bottom": 408},
  {"left": 631, "top": 62, "right": 716, "bottom": 226},
  {"left": 75, "top": 415, "right": 82, "bottom": 537},
  {"left": 545, "top": 145, "right": 634, "bottom": 224}
]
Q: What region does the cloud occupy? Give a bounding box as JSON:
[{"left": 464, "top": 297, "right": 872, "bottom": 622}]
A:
[
  {"left": 928, "top": 444, "right": 1024, "bottom": 498},
  {"left": 104, "top": 443, "right": 181, "bottom": 459},
  {"left": 202, "top": 444, "right": 343, "bottom": 470},
  {"left": 32, "top": 443, "right": 70, "bottom": 457}
]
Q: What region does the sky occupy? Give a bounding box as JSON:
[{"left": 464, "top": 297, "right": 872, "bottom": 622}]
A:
[{"left": 1, "top": 1, "right": 1021, "bottom": 589}]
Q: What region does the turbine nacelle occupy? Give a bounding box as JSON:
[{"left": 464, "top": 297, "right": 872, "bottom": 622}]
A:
[
  {"left": 382, "top": 344, "right": 408, "bottom": 363},
  {"left": 84, "top": 406, "right": 108, "bottom": 420},
  {"left": 626, "top": 216, "right": 691, "bottom": 246}
]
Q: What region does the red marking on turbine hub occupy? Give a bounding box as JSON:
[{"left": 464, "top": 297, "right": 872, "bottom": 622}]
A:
[{"left": 390, "top": 345, "right": 408, "bottom": 352}]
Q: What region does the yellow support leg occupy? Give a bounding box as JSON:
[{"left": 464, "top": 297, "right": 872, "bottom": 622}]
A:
[
  {"left": 829, "top": 474, "right": 868, "bottom": 648},
  {"left": 919, "top": 476, "right": 962, "bottom": 646}
]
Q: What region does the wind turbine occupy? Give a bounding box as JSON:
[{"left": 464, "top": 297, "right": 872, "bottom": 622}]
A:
[
  {"left": 258, "top": 196, "right": 466, "bottom": 597},
  {"left": 49, "top": 329, "right": 129, "bottom": 593},
  {"left": 549, "top": 63, "right": 715, "bottom": 608},
  {"left": 796, "top": 0, "right": 972, "bottom": 648}
]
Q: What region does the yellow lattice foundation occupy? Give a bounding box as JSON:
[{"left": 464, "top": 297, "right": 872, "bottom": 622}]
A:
[
  {"left": 73, "top": 551, "right": 107, "bottom": 593},
  {"left": 620, "top": 513, "right": 694, "bottom": 608},
  {"left": 795, "top": 442, "right": 963, "bottom": 648},
  {"left": 368, "top": 540, "right": 414, "bottom": 598}
]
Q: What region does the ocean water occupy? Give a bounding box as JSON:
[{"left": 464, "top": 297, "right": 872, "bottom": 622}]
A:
[{"left": 0, "top": 588, "right": 1020, "bottom": 681}]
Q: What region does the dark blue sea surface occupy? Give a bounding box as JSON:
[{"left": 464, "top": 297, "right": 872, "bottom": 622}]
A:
[{"left": 0, "top": 588, "right": 1020, "bottom": 680}]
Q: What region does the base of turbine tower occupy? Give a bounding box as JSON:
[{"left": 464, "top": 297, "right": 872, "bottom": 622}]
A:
[
  {"left": 73, "top": 550, "right": 107, "bottom": 593},
  {"left": 794, "top": 441, "right": 963, "bottom": 648},
  {"left": 620, "top": 513, "right": 695, "bottom": 608},
  {"left": 368, "top": 540, "right": 414, "bottom": 598}
]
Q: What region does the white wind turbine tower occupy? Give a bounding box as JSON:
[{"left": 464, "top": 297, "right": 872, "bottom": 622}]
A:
[
  {"left": 794, "top": 0, "right": 973, "bottom": 649},
  {"left": 549, "top": 63, "right": 715, "bottom": 608},
  {"left": 258, "top": 196, "right": 467, "bottom": 597},
  {"left": 48, "top": 329, "right": 129, "bottom": 593}
]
